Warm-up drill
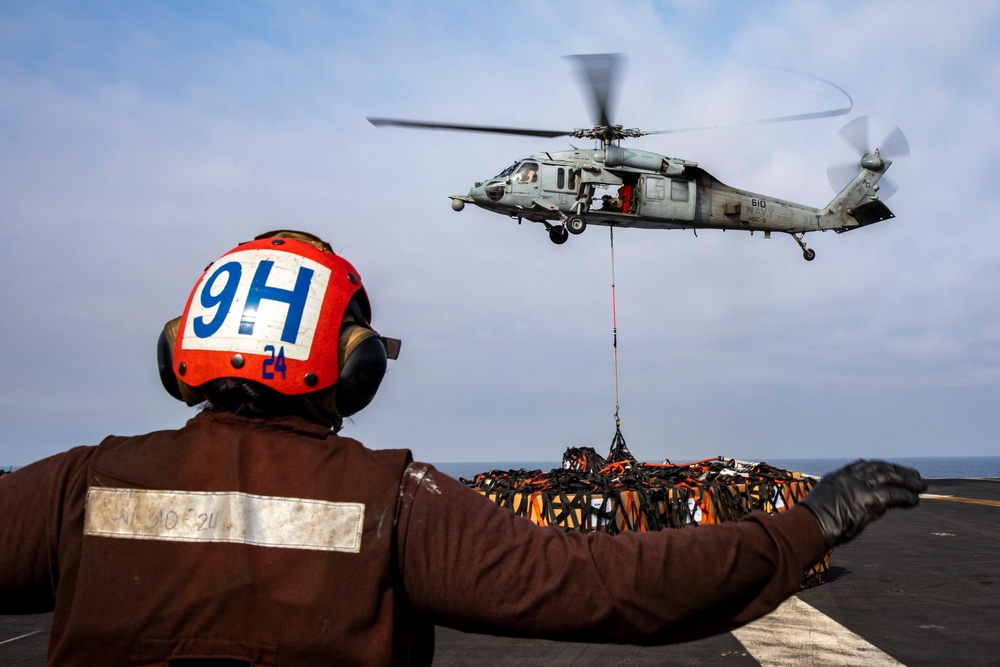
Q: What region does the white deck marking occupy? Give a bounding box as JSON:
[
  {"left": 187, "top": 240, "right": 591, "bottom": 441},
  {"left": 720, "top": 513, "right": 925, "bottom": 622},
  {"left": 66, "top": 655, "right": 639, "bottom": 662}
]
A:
[
  {"left": 0, "top": 630, "right": 42, "bottom": 646},
  {"left": 732, "top": 596, "right": 905, "bottom": 666}
]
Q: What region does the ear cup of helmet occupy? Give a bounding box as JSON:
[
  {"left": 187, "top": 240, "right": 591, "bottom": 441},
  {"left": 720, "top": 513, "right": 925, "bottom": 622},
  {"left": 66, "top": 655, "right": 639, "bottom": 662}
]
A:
[
  {"left": 158, "top": 313, "right": 387, "bottom": 415},
  {"left": 335, "top": 320, "right": 388, "bottom": 417},
  {"left": 157, "top": 317, "right": 203, "bottom": 406}
]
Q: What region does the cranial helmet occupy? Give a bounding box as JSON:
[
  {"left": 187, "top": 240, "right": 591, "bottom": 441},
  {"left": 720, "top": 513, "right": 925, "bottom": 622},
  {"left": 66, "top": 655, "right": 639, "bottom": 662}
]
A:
[{"left": 157, "top": 230, "right": 400, "bottom": 418}]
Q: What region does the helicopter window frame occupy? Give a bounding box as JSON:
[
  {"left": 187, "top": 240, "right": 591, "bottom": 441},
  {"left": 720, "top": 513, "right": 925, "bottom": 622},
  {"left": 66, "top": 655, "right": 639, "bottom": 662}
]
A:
[
  {"left": 644, "top": 176, "right": 667, "bottom": 201},
  {"left": 496, "top": 162, "right": 519, "bottom": 179},
  {"left": 552, "top": 167, "right": 577, "bottom": 192}
]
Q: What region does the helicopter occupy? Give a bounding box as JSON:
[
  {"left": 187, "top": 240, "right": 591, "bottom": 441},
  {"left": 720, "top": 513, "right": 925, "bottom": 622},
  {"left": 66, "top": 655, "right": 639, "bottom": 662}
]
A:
[{"left": 369, "top": 54, "right": 909, "bottom": 261}]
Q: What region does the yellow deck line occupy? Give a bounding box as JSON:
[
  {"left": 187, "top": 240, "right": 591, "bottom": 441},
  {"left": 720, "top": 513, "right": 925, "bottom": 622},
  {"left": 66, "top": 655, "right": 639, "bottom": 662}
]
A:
[{"left": 921, "top": 494, "right": 1000, "bottom": 508}]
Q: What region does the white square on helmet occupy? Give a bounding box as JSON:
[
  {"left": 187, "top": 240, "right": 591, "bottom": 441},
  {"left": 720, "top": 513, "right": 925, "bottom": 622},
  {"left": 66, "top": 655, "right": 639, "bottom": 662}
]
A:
[{"left": 181, "top": 248, "right": 332, "bottom": 361}]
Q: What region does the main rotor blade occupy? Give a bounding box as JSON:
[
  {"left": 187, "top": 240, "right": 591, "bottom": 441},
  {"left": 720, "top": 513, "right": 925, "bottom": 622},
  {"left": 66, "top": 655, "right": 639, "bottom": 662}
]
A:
[
  {"left": 645, "top": 106, "right": 852, "bottom": 135},
  {"left": 568, "top": 53, "right": 622, "bottom": 128},
  {"left": 367, "top": 117, "right": 569, "bottom": 139},
  {"left": 646, "top": 67, "right": 853, "bottom": 136}
]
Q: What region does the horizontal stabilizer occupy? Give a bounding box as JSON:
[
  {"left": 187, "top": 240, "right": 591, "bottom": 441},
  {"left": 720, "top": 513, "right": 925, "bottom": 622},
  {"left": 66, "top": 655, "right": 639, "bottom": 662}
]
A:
[{"left": 836, "top": 199, "right": 895, "bottom": 233}]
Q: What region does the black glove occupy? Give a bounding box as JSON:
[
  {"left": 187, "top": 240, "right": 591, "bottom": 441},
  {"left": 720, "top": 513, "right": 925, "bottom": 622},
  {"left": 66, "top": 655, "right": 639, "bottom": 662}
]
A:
[{"left": 800, "top": 459, "right": 927, "bottom": 549}]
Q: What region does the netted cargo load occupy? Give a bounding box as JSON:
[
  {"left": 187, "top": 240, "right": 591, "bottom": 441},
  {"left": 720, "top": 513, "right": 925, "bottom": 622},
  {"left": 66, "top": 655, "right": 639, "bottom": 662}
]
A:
[{"left": 461, "top": 439, "right": 829, "bottom": 586}]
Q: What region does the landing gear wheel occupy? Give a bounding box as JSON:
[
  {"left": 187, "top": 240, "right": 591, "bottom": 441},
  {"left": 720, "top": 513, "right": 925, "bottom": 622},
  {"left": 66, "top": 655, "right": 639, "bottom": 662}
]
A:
[
  {"left": 789, "top": 233, "right": 815, "bottom": 262},
  {"left": 566, "top": 215, "right": 587, "bottom": 235},
  {"left": 549, "top": 226, "right": 569, "bottom": 245}
]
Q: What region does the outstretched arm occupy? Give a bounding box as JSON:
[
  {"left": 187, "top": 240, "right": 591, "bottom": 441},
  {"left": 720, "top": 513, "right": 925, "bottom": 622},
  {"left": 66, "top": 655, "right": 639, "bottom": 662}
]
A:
[
  {"left": 0, "top": 447, "right": 93, "bottom": 614},
  {"left": 395, "top": 464, "right": 827, "bottom": 644}
]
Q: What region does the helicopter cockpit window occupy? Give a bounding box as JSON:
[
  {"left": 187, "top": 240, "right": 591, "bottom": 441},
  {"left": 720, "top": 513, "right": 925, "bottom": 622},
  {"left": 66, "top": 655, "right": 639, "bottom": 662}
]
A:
[
  {"left": 496, "top": 162, "right": 519, "bottom": 179},
  {"left": 511, "top": 161, "right": 539, "bottom": 183}
]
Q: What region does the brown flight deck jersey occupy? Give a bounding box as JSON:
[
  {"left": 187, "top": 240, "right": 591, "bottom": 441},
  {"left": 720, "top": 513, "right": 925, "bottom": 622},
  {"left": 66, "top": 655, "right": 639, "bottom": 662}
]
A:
[{"left": 1, "top": 410, "right": 825, "bottom": 665}]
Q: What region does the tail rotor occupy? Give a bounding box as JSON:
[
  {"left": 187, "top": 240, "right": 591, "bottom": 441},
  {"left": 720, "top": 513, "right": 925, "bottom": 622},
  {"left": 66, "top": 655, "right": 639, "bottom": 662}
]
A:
[{"left": 827, "top": 115, "right": 909, "bottom": 198}]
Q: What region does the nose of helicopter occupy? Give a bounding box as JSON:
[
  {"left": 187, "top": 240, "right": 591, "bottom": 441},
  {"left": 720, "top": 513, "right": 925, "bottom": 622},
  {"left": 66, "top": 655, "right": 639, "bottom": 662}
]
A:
[{"left": 470, "top": 179, "right": 506, "bottom": 204}]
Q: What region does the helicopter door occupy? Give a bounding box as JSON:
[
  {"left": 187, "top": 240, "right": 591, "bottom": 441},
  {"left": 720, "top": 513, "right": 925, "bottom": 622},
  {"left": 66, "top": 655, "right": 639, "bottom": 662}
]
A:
[
  {"left": 638, "top": 175, "right": 695, "bottom": 221},
  {"left": 540, "top": 166, "right": 578, "bottom": 192},
  {"left": 509, "top": 161, "right": 540, "bottom": 197},
  {"left": 540, "top": 165, "right": 579, "bottom": 208}
]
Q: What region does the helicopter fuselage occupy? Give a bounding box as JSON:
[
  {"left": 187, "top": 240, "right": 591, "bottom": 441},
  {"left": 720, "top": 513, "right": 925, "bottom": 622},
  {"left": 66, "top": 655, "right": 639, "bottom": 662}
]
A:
[{"left": 451, "top": 146, "right": 894, "bottom": 260}]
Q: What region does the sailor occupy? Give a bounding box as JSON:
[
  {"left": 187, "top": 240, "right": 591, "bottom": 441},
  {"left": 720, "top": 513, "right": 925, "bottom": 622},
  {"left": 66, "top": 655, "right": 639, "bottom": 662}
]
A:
[
  {"left": 0, "top": 230, "right": 926, "bottom": 665},
  {"left": 601, "top": 193, "right": 623, "bottom": 211},
  {"left": 618, "top": 183, "right": 633, "bottom": 212}
]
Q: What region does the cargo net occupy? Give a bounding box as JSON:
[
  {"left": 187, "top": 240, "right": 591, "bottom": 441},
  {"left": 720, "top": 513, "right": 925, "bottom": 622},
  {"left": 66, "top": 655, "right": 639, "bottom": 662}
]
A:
[{"left": 461, "top": 436, "right": 829, "bottom": 587}]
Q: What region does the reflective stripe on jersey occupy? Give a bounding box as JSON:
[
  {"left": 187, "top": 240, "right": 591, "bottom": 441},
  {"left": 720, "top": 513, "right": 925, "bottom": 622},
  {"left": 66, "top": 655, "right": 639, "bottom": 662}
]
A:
[{"left": 84, "top": 487, "right": 364, "bottom": 553}]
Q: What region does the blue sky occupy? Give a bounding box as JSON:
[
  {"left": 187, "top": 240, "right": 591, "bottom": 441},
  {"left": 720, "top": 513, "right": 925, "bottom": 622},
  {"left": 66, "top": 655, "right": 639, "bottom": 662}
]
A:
[{"left": 2, "top": 1, "right": 999, "bottom": 467}]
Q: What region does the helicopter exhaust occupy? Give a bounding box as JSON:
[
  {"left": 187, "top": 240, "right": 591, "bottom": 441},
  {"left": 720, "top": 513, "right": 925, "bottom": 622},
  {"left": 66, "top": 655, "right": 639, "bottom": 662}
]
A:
[{"left": 601, "top": 146, "right": 661, "bottom": 171}]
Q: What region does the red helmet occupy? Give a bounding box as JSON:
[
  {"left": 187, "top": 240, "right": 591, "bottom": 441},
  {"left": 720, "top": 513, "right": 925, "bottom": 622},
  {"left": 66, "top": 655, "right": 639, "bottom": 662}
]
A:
[{"left": 158, "top": 231, "right": 398, "bottom": 416}]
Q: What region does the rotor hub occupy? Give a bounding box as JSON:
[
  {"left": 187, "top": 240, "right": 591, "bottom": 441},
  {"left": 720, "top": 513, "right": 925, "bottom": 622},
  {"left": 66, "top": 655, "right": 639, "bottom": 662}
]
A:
[{"left": 571, "top": 124, "right": 646, "bottom": 145}]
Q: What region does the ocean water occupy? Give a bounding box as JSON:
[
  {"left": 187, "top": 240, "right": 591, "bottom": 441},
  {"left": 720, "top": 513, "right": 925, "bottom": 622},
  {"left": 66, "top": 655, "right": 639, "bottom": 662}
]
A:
[
  {"left": 6, "top": 456, "right": 998, "bottom": 481},
  {"left": 432, "top": 456, "right": 1000, "bottom": 482}
]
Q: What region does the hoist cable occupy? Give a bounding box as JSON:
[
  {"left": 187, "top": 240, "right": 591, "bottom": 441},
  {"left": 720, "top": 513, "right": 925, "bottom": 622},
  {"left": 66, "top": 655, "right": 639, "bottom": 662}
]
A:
[{"left": 610, "top": 225, "right": 621, "bottom": 426}]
